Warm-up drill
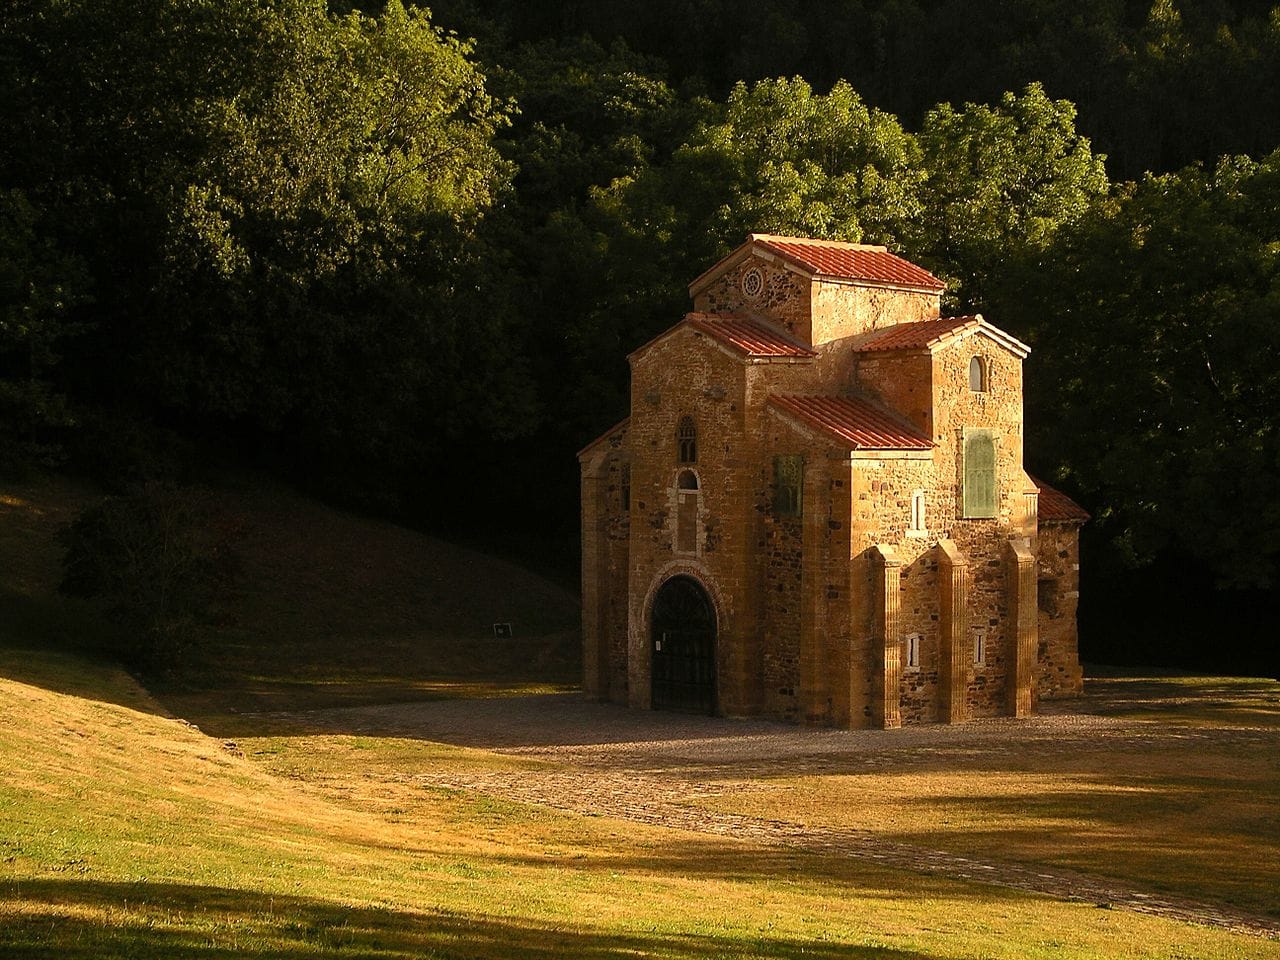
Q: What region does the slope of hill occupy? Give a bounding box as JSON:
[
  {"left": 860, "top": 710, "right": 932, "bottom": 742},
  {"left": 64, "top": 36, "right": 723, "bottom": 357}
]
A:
[{"left": 0, "top": 473, "right": 581, "bottom": 727}]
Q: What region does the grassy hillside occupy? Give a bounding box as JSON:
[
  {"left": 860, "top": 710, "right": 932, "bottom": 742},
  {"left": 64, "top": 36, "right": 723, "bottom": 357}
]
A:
[{"left": 0, "top": 474, "right": 581, "bottom": 725}]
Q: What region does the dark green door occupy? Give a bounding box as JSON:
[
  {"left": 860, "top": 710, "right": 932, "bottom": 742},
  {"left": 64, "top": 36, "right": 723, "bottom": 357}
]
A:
[{"left": 651, "top": 576, "right": 716, "bottom": 714}]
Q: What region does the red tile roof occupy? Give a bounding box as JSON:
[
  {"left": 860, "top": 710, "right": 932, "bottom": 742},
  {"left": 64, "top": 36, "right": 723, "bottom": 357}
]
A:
[
  {"left": 752, "top": 234, "right": 945, "bottom": 291},
  {"left": 1032, "top": 477, "right": 1091, "bottom": 523},
  {"left": 855, "top": 316, "right": 981, "bottom": 351},
  {"left": 769, "top": 394, "right": 933, "bottom": 451},
  {"left": 686, "top": 312, "right": 815, "bottom": 358},
  {"left": 853, "top": 314, "right": 1031, "bottom": 359}
]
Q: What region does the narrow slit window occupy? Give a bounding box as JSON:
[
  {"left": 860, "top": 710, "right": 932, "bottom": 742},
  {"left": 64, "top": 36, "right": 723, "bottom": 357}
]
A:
[
  {"left": 973, "top": 628, "right": 986, "bottom": 666},
  {"left": 906, "top": 633, "right": 921, "bottom": 670},
  {"left": 677, "top": 416, "right": 697, "bottom": 464},
  {"left": 909, "top": 489, "right": 926, "bottom": 533},
  {"left": 774, "top": 455, "right": 803, "bottom": 517}
]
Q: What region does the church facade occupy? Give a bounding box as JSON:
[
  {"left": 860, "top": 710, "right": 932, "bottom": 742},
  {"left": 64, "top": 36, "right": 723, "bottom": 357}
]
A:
[{"left": 578, "top": 234, "right": 1087, "bottom": 728}]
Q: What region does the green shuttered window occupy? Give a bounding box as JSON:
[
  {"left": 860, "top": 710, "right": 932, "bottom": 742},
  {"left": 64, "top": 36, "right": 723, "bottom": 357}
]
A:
[{"left": 963, "top": 428, "right": 997, "bottom": 518}]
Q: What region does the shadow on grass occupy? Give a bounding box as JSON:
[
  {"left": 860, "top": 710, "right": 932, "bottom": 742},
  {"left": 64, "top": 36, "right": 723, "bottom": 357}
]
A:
[
  {"left": 0, "top": 878, "right": 931, "bottom": 960},
  {"left": 1080, "top": 675, "right": 1280, "bottom": 727}
]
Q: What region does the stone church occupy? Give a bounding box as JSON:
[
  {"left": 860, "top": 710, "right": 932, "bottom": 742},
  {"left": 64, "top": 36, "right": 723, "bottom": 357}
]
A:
[{"left": 578, "top": 234, "right": 1087, "bottom": 728}]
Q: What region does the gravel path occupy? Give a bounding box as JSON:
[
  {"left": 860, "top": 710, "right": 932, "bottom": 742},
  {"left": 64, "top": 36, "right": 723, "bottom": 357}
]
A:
[{"left": 281, "top": 689, "right": 1280, "bottom": 939}]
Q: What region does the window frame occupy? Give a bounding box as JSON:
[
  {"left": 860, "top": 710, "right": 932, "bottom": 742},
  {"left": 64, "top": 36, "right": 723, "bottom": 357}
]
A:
[{"left": 677, "top": 415, "right": 697, "bottom": 464}]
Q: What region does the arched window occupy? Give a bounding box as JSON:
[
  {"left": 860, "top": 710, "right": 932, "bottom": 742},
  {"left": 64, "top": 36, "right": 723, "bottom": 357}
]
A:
[
  {"left": 677, "top": 416, "right": 697, "bottom": 464},
  {"left": 969, "top": 356, "right": 987, "bottom": 392},
  {"left": 677, "top": 469, "right": 699, "bottom": 490}
]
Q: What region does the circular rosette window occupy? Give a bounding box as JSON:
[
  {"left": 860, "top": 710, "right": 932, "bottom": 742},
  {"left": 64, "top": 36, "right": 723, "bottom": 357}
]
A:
[{"left": 740, "top": 267, "right": 764, "bottom": 299}]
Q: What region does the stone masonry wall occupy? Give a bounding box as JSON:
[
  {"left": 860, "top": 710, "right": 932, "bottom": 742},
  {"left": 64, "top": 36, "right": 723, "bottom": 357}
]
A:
[
  {"left": 600, "top": 448, "right": 632, "bottom": 703},
  {"left": 627, "top": 326, "right": 755, "bottom": 712},
  {"left": 845, "top": 332, "right": 1035, "bottom": 721},
  {"left": 811, "top": 280, "right": 939, "bottom": 346},
  {"left": 694, "top": 254, "right": 811, "bottom": 339},
  {"left": 1036, "top": 521, "right": 1085, "bottom": 699},
  {"left": 845, "top": 455, "right": 938, "bottom": 725},
  {"left": 694, "top": 254, "right": 940, "bottom": 348}
]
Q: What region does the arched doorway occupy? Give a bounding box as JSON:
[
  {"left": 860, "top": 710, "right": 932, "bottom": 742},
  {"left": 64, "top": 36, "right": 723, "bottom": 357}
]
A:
[{"left": 650, "top": 575, "right": 716, "bottom": 714}]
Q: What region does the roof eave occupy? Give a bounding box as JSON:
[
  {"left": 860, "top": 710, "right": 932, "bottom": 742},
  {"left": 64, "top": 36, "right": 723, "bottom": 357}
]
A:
[{"left": 576, "top": 417, "right": 630, "bottom": 460}]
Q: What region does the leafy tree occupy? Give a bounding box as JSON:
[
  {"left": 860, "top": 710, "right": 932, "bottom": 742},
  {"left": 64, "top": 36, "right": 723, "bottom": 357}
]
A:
[
  {"left": 2, "top": 0, "right": 522, "bottom": 505},
  {"left": 0, "top": 189, "right": 88, "bottom": 473},
  {"left": 917, "top": 83, "right": 1110, "bottom": 312},
  {"left": 1020, "top": 150, "right": 1280, "bottom": 589}
]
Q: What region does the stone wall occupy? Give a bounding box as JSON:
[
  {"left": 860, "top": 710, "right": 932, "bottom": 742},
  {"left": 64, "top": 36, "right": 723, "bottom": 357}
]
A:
[
  {"left": 1036, "top": 521, "right": 1085, "bottom": 698},
  {"left": 579, "top": 423, "right": 632, "bottom": 704},
  {"left": 811, "top": 280, "right": 939, "bottom": 346},
  {"left": 693, "top": 253, "right": 940, "bottom": 347},
  {"left": 694, "top": 254, "right": 812, "bottom": 339}
]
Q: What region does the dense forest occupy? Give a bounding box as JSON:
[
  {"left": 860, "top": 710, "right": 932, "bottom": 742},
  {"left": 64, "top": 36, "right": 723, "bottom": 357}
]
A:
[{"left": 2, "top": 0, "right": 1278, "bottom": 672}]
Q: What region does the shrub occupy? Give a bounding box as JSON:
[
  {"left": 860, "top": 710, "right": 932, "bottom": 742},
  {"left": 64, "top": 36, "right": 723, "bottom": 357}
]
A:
[{"left": 59, "top": 483, "right": 236, "bottom": 667}]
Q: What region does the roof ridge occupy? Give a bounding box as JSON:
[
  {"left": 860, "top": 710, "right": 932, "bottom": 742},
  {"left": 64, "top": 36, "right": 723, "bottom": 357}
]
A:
[{"left": 749, "top": 233, "right": 888, "bottom": 252}]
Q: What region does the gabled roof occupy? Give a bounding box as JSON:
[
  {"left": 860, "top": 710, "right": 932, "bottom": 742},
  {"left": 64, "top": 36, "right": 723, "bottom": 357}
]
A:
[
  {"left": 689, "top": 233, "right": 945, "bottom": 296},
  {"left": 628, "top": 312, "right": 815, "bottom": 363},
  {"left": 852, "top": 314, "right": 1031, "bottom": 360},
  {"left": 685, "top": 312, "right": 816, "bottom": 358},
  {"left": 768, "top": 394, "right": 933, "bottom": 451},
  {"left": 1031, "top": 476, "right": 1091, "bottom": 523}
]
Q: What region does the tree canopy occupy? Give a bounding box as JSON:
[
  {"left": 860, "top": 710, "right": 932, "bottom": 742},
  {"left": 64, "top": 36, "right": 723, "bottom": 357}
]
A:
[{"left": 3, "top": 0, "right": 1279, "bottom": 659}]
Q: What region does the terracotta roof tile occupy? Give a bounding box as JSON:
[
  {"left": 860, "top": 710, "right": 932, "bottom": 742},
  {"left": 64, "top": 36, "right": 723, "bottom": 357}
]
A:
[
  {"left": 769, "top": 394, "right": 933, "bottom": 451},
  {"left": 853, "top": 314, "right": 1031, "bottom": 359},
  {"left": 854, "top": 316, "right": 982, "bottom": 352},
  {"left": 1032, "top": 476, "right": 1091, "bottom": 522},
  {"left": 686, "top": 312, "right": 816, "bottom": 358},
  {"left": 752, "top": 234, "right": 945, "bottom": 291}
]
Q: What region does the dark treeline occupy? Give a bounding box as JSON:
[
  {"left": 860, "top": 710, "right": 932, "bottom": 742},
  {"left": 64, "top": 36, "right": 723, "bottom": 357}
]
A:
[
  {"left": 2, "top": 0, "right": 1278, "bottom": 671},
  {"left": 427, "top": 0, "right": 1280, "bottom": 180}
]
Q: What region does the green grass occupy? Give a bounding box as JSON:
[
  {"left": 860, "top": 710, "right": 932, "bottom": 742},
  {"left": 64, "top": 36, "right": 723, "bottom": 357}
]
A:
[
  {"left": 2, "top": 473, "right": 1279, "bottom": 957},
  {"left": 1, "top": 649, "right": 1275, "bottom": 959}
]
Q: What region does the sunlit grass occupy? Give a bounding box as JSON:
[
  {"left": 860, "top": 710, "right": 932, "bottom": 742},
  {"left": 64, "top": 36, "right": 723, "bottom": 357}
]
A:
[
  {"left": 3, "top": 649, "right": 1276, "bottom": 959},
  {"left": 692, "top": 675, "right": 1280, "bottom": 918}
]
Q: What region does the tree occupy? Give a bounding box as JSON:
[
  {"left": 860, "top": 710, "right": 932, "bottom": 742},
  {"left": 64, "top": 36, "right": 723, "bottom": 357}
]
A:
[
  {"left": 917, "top": 83, "right": 1110, "bottom": 312},
  {"left": 2, "top": 0, "right": 523, "bottom": 506},
  {"left": 1020, "top": 150, "right": 1280, "bottom": 589},
  {"left": 0, "top": 189, "right": 88, "bottom": 473},
  {"left": 60, "top": 483, "right": 236, "bottom": 665}
]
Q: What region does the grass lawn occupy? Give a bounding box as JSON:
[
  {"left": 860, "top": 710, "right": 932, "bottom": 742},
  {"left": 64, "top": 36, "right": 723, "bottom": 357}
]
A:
[
  {"left": 2, "top": 473, "right": 1278, "bottom": 957},
  {"left": 3, "top": 648, "right": 1276, "bottom": 960}
]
